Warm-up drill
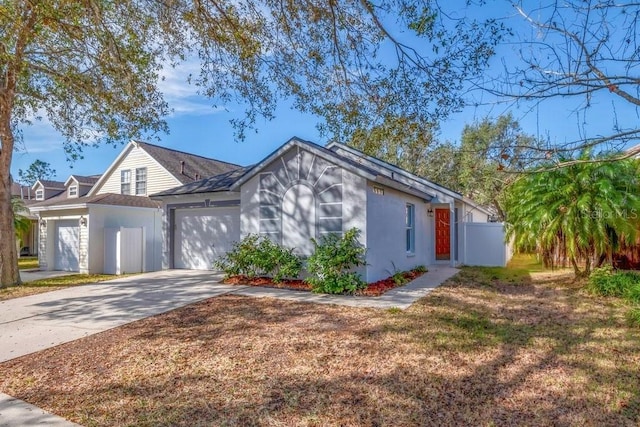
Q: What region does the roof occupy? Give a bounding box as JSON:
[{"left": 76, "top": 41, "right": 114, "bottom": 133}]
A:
[
  {"left": 151, "top": 167, "right": 252, "bottom": 197},
  {"left": 65, "top": 174, "right": 101, "bottom": 186},
  {"left": 29, "top": 193, "right": 160, "bottom": 211},
  {"left": 11, "top": 182, "right": 32, "bottom": 199},
  {"left": 33, "top": 179, "right": 65, "bottom": 190},
  {"left": 136, "top": 141, "right": 242, "bottom": 183}
]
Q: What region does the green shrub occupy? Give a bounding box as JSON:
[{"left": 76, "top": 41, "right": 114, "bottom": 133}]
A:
[
  {"left": 392, "top": 271, "right": 408, "bottom": 286},
  {"left": 588, "top": 266, "right": 640, "bottom": 298},
  {"left": 306, "top": 228, "right": 367, "bottom": 294},
  {"left": 413, "top": 265, "right": 428, "bottom": 273},
  {"left": 214, "top": 234, "right": 303, "bottom": 282}
]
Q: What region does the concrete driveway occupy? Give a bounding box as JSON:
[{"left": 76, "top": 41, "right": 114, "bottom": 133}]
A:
[{"left": 0, "top": 270, "right": 230, "bottom": 363}]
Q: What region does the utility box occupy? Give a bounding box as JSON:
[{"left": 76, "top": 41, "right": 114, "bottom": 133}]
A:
[{"left": 104, "top": 227, "right": 144, "bottom": 275}]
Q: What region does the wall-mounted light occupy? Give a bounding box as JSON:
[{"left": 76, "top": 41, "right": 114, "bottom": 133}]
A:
[
  {"left": 427, "top": 208, "right": 434, "bottom": 217},
  {"left": 79, "top": 216, "right": 87, "bottom": 227},
  {"left": 39, "top": 219, "right": 46, "bottom": 228}
]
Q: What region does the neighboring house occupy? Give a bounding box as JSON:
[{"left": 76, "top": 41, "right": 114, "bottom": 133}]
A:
[
  {"left": 153, "top": 137, "right": 512, "bottom": 282},
  {"left": 11, "top": 179, "right": 39, "bottom": 256},
  {"left": 29, "top": 140, "right": 241, "bottom": 274}
]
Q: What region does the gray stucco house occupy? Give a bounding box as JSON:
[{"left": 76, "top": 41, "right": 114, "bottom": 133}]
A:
[{"left": 153, "top": 137, "right": 511, "bottom": 282}]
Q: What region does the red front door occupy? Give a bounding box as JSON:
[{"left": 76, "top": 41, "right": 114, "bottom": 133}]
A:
[{"left": 435, "top": 208, "right": 450, "bottom": 260}]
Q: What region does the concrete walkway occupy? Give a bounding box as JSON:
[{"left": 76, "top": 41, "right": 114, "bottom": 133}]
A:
[
  {"left": 19, "top": 270, "right": 72, "bottom": 283},
  {"left": 0, "top": 265, "right": 458, "bottom": 426}
]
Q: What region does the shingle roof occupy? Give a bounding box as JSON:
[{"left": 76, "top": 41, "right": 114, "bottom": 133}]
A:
[
  {"left": 151, "top": 167, "right": 252, "bottom": 197},
  {"left": 71, "top": 175, "right": 101, "bottom": 185},
  {"left": 11, "top": 182, "right": 31, "bottom": 198},
  {"left": 37, "top": 180, "right": 66, "bottom": 189},
  {"left": 29, "top": 193, "right": 160, "bottom": 210},
  {"left": 136, "top": 141, "right": 242, "bottom": 183}
]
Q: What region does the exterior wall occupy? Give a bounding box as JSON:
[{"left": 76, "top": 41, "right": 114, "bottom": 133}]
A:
[
  {"left": 88, "top": 205, "right": 163, "bottom": 274},
  {"left": 158, "top": 192, "right": 240, "bottom": 269},
  {"left": 365, "top": 182, "right": 430, "bottom": 282},
  {"left": 462, "top": 222, "right": 510, "bottom": 267},
  {"left": 37, "top": 209, "right": 88, "bottom": 272},
  {"left": 239, "top": 145, "right": 367, "bottom": 253},
  {"left": 92, "top": 145, "right": 181, "bottom": 196}
]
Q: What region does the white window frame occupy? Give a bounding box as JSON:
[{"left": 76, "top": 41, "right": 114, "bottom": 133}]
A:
[
  {"left": 35, "top": 189, "right": 44, "bottom": 200},
  {"left": 68, "top": 185, "right": 78, "bottom": 197},
  {"left": 135, "top": 167, "right": 147, "bottom": 195},
  {"left": 406, "top": 203, "right": 415, "bottom": 254},
  {"left": 121, "top": 169, "right": 131, "bottom": 195}
]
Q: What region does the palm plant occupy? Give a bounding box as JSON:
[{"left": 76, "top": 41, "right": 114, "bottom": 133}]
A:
[
  {"left": 505, "top": 152, "right": 640, "bottom": 277},
  {"left": 12, "top": 198, "right": 31, "bottom": 245}
]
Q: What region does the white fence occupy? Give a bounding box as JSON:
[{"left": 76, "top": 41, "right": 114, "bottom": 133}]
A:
[
  {"left": 462, "top": 222, "right": 512, "bottom": 267},
  {"left": 104, "top": 227, "right": 145, "bottom": 274}
]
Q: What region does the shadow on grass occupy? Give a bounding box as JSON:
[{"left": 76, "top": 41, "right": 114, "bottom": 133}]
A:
[{"left": 1, "top": 265, "right": 639, "bottom": 426}]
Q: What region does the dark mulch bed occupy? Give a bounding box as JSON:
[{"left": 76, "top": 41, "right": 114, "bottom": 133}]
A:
[{"left": 222, "top": 270, "right": 426, "bottom": 297}]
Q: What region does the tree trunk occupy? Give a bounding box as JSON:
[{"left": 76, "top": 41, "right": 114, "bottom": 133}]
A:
[{"left": 0, "top": 108, "right": 20, "bottom": 288}]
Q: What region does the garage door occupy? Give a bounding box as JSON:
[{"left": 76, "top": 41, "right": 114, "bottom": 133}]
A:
[
  {"left": 55, "top": 220, "right": 80, "bottom": 271},
  {"left": 173, "top": 206, "right": 241, "bottom": 270}
]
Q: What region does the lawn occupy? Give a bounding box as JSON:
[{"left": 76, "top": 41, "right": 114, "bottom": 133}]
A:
[
  {"left": 0, "top": 256, "right": 638, "bottom": 426},
  {"left": 0, "top": 274, "right": 118, "bottom": 301},
  {"left": 18, "top": 256, "right": 38, "bottom": 270}
]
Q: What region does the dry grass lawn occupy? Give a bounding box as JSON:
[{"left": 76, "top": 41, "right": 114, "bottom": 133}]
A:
[
  {"left": 0, "top": 274, "right": 118, "bottom": 301},
  {"left": 0, "top": 260, "right": 639, "bottom": 426}
]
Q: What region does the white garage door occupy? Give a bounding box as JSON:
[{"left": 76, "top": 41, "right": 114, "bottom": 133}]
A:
[
  {"left": 174, "top": 206, "right": 241, "bottom": 270},
  {"left": 55, "top": 219, "right": 80, "bottom": 271}
]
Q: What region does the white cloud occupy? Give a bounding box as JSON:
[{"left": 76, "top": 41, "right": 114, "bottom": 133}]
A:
[{"left": 158, "top": 59, "right": 226, "bottom": 117}]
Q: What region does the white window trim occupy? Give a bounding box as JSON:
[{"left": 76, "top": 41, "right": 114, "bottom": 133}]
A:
[
  {"left": 135, "top": 167, "right": 147, "bottom": 195},
  {"left": 35, "top": 189, "right": 44, "bottom": 200},
  {"left": 68, "top": 185, "right": 78, "bottom": 197},
  {"left": 406, "top": 203, "right": 415, "bottom": 254},
  {"left": 121, "top": 169, "right": 131, "bottom": 195}
]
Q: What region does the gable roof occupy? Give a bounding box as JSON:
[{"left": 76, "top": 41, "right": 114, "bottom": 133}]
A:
[
  {"left": 64, "top": 174, "right": 101, "bottom": 187},
  {"left": 136, "top": 141, "right": 242, "bottom": 183},
  {"left": 88, "top": 140, "right": 242, "bottom": 196},
  {"left": 151, "top": 137, "right": 438, "bottom": 201},
  {"left": 151, "top": 167, "right": 253, "bottom": 197},
  {"left": 29, "top": 193, "right": 160, "bottom": 212},
  {"left": 32, "top": 179, "right": 65, "bottom": 191}
]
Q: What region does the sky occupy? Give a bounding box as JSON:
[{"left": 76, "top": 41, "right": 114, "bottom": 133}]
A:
[{"left": 9, "top": 1, "right": 639, "bottom": 182}]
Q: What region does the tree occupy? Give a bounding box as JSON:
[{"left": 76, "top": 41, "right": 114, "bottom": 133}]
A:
[
  {"left": 485, "top": 1, "right": 640, "bottom": 163},
  {"left": 0, "top": 1, "right": 505, "bottom": 287},
  {"left": 504, "top": 152, "right": 640, "bottom": 277},
  {"left": 456, "top": 114, "right": 539, "bottom": 218},
  {"left": 18, "top": 160, "right": 56, "bottom": 186}
]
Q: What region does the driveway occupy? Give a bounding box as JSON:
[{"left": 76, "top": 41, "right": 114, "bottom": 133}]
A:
[{"left": 0, "top": 270, "right": 231, "bottom": 363}]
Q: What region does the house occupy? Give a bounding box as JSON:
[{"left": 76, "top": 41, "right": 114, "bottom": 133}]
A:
[
  {"left": 152, "top": 137, "right": 511, "bottom": 282},
  {"left": 11, "top": 179, "right": 39, "bottom": 256},
  {"left": 29, "top": 140, "right": 241, "bottom": 274}
]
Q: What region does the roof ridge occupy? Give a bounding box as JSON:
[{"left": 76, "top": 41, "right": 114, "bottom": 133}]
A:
[{"left": 135, "top": 140, "right": 242, "bottom": 168}]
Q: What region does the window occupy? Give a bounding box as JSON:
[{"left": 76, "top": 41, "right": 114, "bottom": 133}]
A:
[
  {"left": 35, "top": 189, "right": 44, "bottom": 200},
  {"left": 121, "top": 169, "right": 131, "bottom": 194},
  {"left": 135, "top": 168, "right": 147, "bottom": 195},
  {"left": 68, "top": 185, "right": 77, "bottom": 197},
  {"left": 406, "top": 204, "right": 415, "bottom": 253}
]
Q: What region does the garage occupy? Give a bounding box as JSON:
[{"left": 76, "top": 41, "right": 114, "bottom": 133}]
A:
[
  {"left": 54, "top": 219, "right": 80, "bottom": 271},
  {"left": 173, "top": 206, "right": 241, "bottom": 270}
]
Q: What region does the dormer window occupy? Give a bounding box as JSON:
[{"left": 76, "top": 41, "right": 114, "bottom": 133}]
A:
[
  {"left": 121, "top": 170, "right": 131, "bottom": 195},
  {"left": 68, "top": 185, "right": 78, "bottom": 197},
  {"left": 35, "top": 189, "right": 44, "bottom": 200},
  {"left": 135, "top": 167, "right": 147, "bottom": 195}
]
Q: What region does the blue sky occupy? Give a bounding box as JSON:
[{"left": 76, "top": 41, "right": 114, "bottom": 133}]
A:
[{"left": 10, "top": 2, "right": 639, "bottom": 182}]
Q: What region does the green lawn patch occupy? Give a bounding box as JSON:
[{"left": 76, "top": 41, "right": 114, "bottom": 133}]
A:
[
  {"left": 0, "top": 274, "right": 118, "bottom": 301},
  {"left": 18, "top": 256, "right": 39, "bottom": 270}
]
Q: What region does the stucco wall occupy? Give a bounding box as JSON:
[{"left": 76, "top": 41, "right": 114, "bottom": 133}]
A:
[
  {"left": 88, "top": 205, "right": 162, "bottom": 273},
  {"left": 365, "top": 182, "right": 430, "bottom": 282}
]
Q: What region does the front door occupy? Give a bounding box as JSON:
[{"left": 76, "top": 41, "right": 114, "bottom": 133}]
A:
[{"left": 435, "top": 208, "right": 450, "bottom": 260}]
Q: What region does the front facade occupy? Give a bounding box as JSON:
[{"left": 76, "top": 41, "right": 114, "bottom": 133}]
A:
[
  {"left": 30, "top": 140, "right": 240, "bottom": 274},
  {"left": 154, "top": 137, "right": 509, "bottom": 283}
]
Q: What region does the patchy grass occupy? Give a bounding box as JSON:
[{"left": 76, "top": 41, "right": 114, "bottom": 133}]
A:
[
  {"left": 0, "top": 274, "right": 118, "bottom": 301},
  {"left": 1, "top": 263, "right": 639, "bottom": 426},
  {"left": 18, "top": 257, "right": 38, "bottom": 270}
]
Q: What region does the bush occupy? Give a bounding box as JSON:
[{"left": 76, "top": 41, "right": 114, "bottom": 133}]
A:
[
  {"left": 306, "top": 228, "right": 367, "bottom": 294},
  {"left": 214, "top": 234, "right": 303, "bottom": 282},
  {"left": 588, "top": 266, "right": 640, "bottom": 298}
]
